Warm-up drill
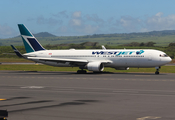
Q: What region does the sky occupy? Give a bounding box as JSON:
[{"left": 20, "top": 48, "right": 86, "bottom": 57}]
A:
[{"left": 1, "top": 0, "right": 175, "bottom": 38}]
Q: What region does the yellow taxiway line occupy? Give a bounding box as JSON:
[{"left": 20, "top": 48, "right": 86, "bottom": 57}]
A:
[{"left": 0, "top": 99, "right": 6, "bottom": 101}]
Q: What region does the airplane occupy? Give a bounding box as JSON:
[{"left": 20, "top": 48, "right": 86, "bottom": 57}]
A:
[{"left": 11, "top": 24, "right": 172, "bottom": 74}]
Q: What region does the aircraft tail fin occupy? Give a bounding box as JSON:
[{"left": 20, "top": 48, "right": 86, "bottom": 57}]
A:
[
  {"left": 11, "top": 45, "right": 24, "bottom": 58},
  {"left": 18, "top": 24, "right": 45, "bottom": 53}
]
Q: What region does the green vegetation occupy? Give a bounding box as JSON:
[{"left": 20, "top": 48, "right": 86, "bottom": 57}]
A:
[
  {"left": 0, "top": 58, "right": 33, "bottom": 63},
  {"left": 0, "top": 65, "right": 174, "bottom": 73}
]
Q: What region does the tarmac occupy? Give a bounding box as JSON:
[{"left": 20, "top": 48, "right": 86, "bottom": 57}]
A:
[{"left": 0, "top": 71, "right": 175, "bottom": 120}]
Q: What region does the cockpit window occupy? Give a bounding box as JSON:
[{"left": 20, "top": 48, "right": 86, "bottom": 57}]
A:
[{"left": 160, "top": 54, "right": 168, "bottom": 57}]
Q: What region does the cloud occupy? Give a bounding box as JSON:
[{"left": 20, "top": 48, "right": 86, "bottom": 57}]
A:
[
  {"left": 55, "top": 26, "right": 68, "bottom": 36},
  {"left": 110, "top": 12, "right": 175, "bottom": 33},
  {"left": 122, "top": 16, "right": 141, "bottom": 30},
  {"left": 53, "top": 11, "right": 69, "bottom": 18},
  {"left": 72, "top": 11, "right": 81, "bottom": 18},
  {"left": 36, "top": 15, "right": 62, "bottom": 26},
  {"left": 27, "top": 15, "right": 63, "bottom": 27},
  {"left": 5, "top": 11, "right": 175, "bottom": 38},
  {"left": 27, "top": 17, "right": 35, "bottom": 22},
  {"left": 67, "top": 11, "right": 102, "bottom": 35},
  {"left": 155, "top": 12, "right": 163, "bottom": 17},
  {"left": 85, "top": 14, "right": 104, "bottom": 23},
  {"left": 70, "top": 19, "right": 82, "bottom": 26},
  {"left": 0, "top": 24, "right": 17, "bottom": 38},
  {"left": 108, "top": 16, "right": 143, "bottom": 33},
  {"left": 81, "top": 25, "right": 99, "bottom": 34},
  {"left": 69, "top": 11, "right": 82, "bottom": 26},
  {"left": 145, "top": 12, "right": 175, "bottom": 31},
  {"left": 28, "top": 11, "right": 175, "bottom": 36}
]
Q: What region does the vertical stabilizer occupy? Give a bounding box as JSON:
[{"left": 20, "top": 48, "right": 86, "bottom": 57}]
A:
[{"left": 18, "top": 24, "right": 45, "bottom": 53}]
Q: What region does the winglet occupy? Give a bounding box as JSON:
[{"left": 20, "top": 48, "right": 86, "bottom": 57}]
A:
[{"left": 11, "top": 45, "right": 24, "bottom": 58}]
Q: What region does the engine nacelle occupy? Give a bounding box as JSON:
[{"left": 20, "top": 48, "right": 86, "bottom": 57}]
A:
[
  {"left": 87, "top": 62, "right": 104, "bottom": 72},
  {"left": 115, "top": 67, "right": 129, "bottom": 70}
]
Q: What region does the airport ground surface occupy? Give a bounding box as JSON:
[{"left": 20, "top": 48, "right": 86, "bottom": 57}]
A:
[{"left": 0, "top": 71, "right": 175, "bottom": 120}]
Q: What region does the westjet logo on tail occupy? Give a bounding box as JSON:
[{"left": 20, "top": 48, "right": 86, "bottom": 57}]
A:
[{"left": 92, "top": 50, "right": 144, "bottom": 56}]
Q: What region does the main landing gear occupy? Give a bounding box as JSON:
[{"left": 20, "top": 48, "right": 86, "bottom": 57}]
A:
[
  {"left": 77, "top": 69, "right": 87, "bottom": 74},
  {"left": 155, "top": 66, "right": 161, "bottom": 74}
]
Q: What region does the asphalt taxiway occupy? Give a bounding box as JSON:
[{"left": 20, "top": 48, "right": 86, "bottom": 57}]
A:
[{"left": 0, "top": 71, "right": 175, "bottom": 120}]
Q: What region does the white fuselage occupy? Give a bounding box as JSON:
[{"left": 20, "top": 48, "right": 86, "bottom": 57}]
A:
[{"left": 24, "top": 49, "right": 172, "bottom": 68}]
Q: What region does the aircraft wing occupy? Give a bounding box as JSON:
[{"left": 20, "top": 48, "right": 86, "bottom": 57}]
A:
[{"left": 27, "top": 57, "right": 112, "bottom": 64}]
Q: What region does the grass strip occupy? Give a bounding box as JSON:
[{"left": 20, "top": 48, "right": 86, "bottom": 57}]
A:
[{"left": 0, "top": 58, "right": 34, "bottom": 63}]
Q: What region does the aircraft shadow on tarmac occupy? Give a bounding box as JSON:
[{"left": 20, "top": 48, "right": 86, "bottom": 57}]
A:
[
  {"left": 7, "top": 99, "right": 100, "bottom": 113},
  {"left": 0, "top": 100, "right": 53, "bottom": 108}
]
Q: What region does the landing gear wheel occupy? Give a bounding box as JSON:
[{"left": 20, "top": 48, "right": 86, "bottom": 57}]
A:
[
  {"left": 82, "top": 70, "right": 87, "bottom": 74},
  {"left": 155, "top": 71, "right": 159, "bottom": 74},
  {"left": 155, "top": 66, "right": 160, "bottom": 75}
]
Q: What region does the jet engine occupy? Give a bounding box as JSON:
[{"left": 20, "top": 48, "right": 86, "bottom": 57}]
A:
[{"left": 87, "top": 62, "right": 104, "bottom": 72}]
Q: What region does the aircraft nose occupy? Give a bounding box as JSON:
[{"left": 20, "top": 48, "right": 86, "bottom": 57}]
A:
[
  {"left": 160, "top": 57, "right": 172, "bottom": 65},
  {"left": 164, "top": 57, "right": 172, "bottom": 63},
  {"left": 168, "top": 57, "right": 172, "bottom": 63}
]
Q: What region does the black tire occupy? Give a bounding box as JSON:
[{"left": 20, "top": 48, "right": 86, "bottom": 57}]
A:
[
  {"left": 77, "top": 70, "right": 81, "bottom": 74},
  {"left": 155, "top": 71, "right": 159, "bottom": 74},
  {"left": 82, "top": 70, "right": 87, "bottom": 74}
]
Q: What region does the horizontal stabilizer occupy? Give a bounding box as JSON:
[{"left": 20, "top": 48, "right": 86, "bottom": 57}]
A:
[{"left": 11, "top": 45, "right": 24, "bottom": 58}]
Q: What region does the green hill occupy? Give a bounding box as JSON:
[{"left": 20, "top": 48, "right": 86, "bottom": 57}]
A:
[
  {"left": 13, "top": 32, "right": 56, "bottom": 38},
  {"left": 33, "top": 32, "right": 57, "bottom": 37}
]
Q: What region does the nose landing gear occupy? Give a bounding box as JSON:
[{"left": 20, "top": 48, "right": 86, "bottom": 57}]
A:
[{"left": 155, "top": 66, "right": 161, "bottom": 74}]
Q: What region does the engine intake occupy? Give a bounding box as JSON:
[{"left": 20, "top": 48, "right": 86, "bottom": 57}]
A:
[{"left": 87, "top": 62, "right": 104, "bottom": 72}]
